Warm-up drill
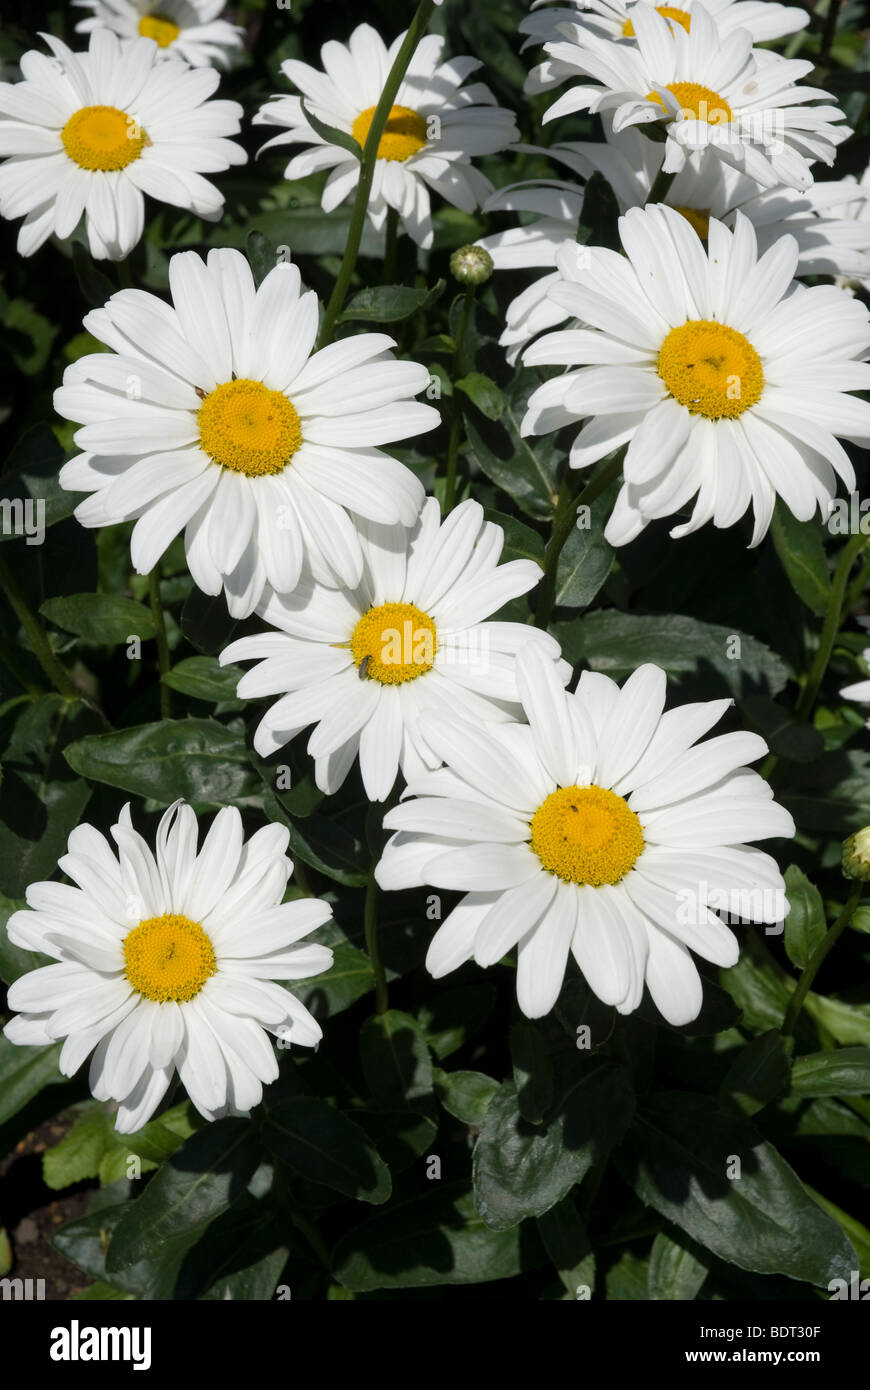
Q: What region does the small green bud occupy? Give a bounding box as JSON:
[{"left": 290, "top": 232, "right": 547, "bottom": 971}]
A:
[
  {"left": 842, "top": 826, "right": 870, "bottom": 881},
  {"left": 450, "top": 244, "right": 493, "bottom": 286}
]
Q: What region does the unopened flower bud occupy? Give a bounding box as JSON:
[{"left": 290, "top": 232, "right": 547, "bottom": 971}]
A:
[
  {"left": 842, "top": 826, "right": 870, "bottom": 881},
  {"left": 450, "top": 244, "right": 493, "bottom": 286}
]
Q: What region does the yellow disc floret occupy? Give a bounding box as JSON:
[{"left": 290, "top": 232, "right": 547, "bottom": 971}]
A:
[
  {"left": 349, "top": 601, "right": 437, "bottom": 684},
  {"left": 123, "top": 913, "right": 216, "bottom": 1003},
  {"left": 351, "top": 104, "right": 428, "bottom": 161},
  {"left": 198, "top": 379, "right": 303, "bottom": 477},
  {"left": 530, "top": 785, "right": 644, "bottom": 886},
  {"left": 646, "top": 82, "right": 732, "bottom": 124},
  {"left": 657, "top": 319, "right": 764, "bottom": 419},
  {"left": 61, "top": 105, "right": 147, "bottom": 171},
  {"left": 673, "top": 204, "right": 710, "bottom": 239},
  {"left": 138, "top": 12, "right": 180, "bottom": 46},
  {"left": 623, "top": 5, "right": 692, "bottom": 36}
]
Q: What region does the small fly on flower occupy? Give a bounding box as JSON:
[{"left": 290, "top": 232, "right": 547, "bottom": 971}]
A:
[{"left": 358, "top": 654, "right": 372, "bottom": 681}]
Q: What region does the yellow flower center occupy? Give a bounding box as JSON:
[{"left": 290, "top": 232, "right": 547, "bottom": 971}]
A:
[
  {"left": 197, "top": 379, "right": 303, "bottom": 477},
  {"left": 138, "top": 12, "right": 180, "bottom": 46},
  {"left": 61, "top": 105, "right": 147, "bottom": 171},
  {"left": 623, "top": 4, "right": 692, "bottom": 36},
  {"left": 123, "top": 913, "right": 216, "bottom": 1003},
  {"left": 657, "top": 319, "right": 764, "bottom": 419},
  {"left": 673, "top": 204, "right": 710, "bottom": 239},
  {"left": 349, "top": 601, "right": 437, "bottom": 684},
  {"left": 646, "top": 82, "right": 733, "bottom": 124},
  {"left": 351, "top": 104, "right": 428, "bottom": 161},
  {"left": 530, "top": 785, "right": 644, "bottom": 886}
]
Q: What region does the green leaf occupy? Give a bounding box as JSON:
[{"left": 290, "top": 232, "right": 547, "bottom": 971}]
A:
[
  {"left": 483, "top": 509, "right": 544, "bottom": 567},
  {"left": 456, "top": 372, "right": 504, "bottom": 421},
  {"left": 741, "top": 695, "right": 825, "bottom": 764},
  {"left": 804, "top": 994, "right": 870, "bottom": 1046},
  {"left": 647, "top": 1230, "right": 709, "bottom": 1301},
  {"left": 40, "top": 593, "right": 156, "bottom": 645},
  {"left": 360, "top": 1009, "right": 434, "bottom": 1111},
  {"left": 73, "top": 1282, "right": 136, "bottom": 1301},
  {"left": 42, "top": 1100, "right": 196, "bottom": 1190},
  {"left": 417, "top": 983, "right": 495, "bottom": 1060},
  {"left": 299, "top": 97, "right": 362, "bottom": 159},
  {"left": 265, "top": 1097, "right": 391, "bottom": 1204},
  {"left": 263, "top": 789, "right": 367, "bottom": 886},
  {"left": 783, "top": 865, "right": 827, "bottom": 970},
  {"left": 720, "top": 1030, "right": 793, "bottom": 1117},
  {"left": 339, "top": 279, "right": 445, "bottom": 323},
  {"left": 434, "top": 1069, "right": 499, "bottom": 1127},
  {"left": 0, "top": 425, "right": 77, "bottom": 539},
  {"left": 0, "top": 1227, "right": 11, "bottom": 1277},
  {"left": 72, "top": 242, "right": 116, "bottom": 309},
  {"left": 0, "top": 1035, "right": 63, "bottom": 1127},
  {"left": 790, "top": 1048, "right": 870, "bottom": 1097},
  {"left": 162, "top": 656, "right": 245, "bottom": 704},
  {"left": 464, "top": 369, "right": 561, "bottom": 522},
  {"left": 805, "top": 1186, "right": 870, "bottom": 1279},
  {"left": 64, "top": 718, "right": 260, "bottom": 810},
  {"left": 332, "top": 1184, "right": 538, "bottom": 1291},
  {"left": 350, "top": 1109, "right": 437, "bottom": 1175},
  {"left": 246, "top": 229, "right": 276, "bottom": 287},
  {"left": 294, "top": 923, "right": 375, "bottom": 1020},
  {"left": 510, "top": 1020, "right": 553, "bottom": 1125},
  {"left": 536, "top": 1198, "right": 595, "bottom": 1298},
  {"left": 575, "top": 171, "right": 621, "bottom": 251},
  {"left": 770, "top": 500, "right": 831, "bottom": 617},
  {"left": 554, "top": 611, "right": 788, "bottom": 697},
  {"left": 105, "top": 1119, "right": 260, "bottom": 1275},
  {"left": 617, "top": 1091, "right": 856, "bottom": 1286},
  {"left": 555, "top": 480, "right": 618, "bottom": 609},
  {"left": 473, "top": 1063, "right": 635, "bottom": 1231},
  {"left": 180, "top": 586, "right": 239, "bottom": 655},
  {"left": 54, "top": 1203, "right": 185, "bottom": 1298}
]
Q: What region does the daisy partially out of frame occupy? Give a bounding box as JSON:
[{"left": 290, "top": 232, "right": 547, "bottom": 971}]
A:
[
  {"left": 221, "top": 499, "right": 569, "bottom": 801},
  {"left": 254, "top": 22, "right": 519, "bottom": 249},
  {"left": 0, "top": 30, "right": 245, "bottom": 259},
  {"left": 538, "top": 4, "right": 848, "bottom": 190},
  {"left": 377, "top": 648, "right": 794, "bottom": 1024},
  {"left": 73, "top": 0, "right": 244, "bottom": 69},
  {"left": 521, "top": 204, "right": 870, "bottom": 547},
  {"left": 3, "top": 803, "right": 334, "bottom": 1132},
  {"left": 55, "top": 247, "right": 439, "bottom": 618}
]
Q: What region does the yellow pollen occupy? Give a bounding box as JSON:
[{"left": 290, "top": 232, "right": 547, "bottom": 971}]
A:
[
  {"left": 657, "top": 319, "right": 764, "bottom": 420},
  {"left": 646, "top": 82, "right": 732, "bottom": 124},
  {"left": 348, "top": 602, "right": 437, "bottom": 684},
  {"left": 138, "top": 12, "right": 180, "bottom": 46},
  {"left": 61, "top": 105, "right": 147, "bottom": 171},
  {"left": 673, "top": 204, "right": 710, "bottom": 239},
  {"left": 351, "top": 104, "right": 428, "bottom": 161},
  {"left": 530, "top": 785, "right": 644, "bottom": 886},
  {"left": 623, "top": 5, "right": 692, "bottom": 36},
  {"left": 123, "top": 913, "right": 216, "bottom": 1003},
  {"left": 197, "top": 378, "right": 303, "bottom": 477}
]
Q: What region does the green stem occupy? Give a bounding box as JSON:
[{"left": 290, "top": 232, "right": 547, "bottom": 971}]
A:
[
  {"left": 782, "top": 881, "right": 863, "bottom": 1037},
  {"left": 844, "top": 554, "right": 870, "bottom": 614},
  {"left": 795, "top": 531, "right": 868, "bottom": 722},
  {"left": 148, "top": 565, "right": 172, "bottom": 720},
  {"left": 382, "top": 206, "right": 399, "bottom": 285},
  {"left": 818, "top": 0, "right": 842, "bottom": 70},
  {"left": 645, "top": 165, "right": 676, "bottom": 206},
  {"left": 534, "top": 449, "right": 625, "bottom": 630},
  {"left": 364, "top": 870, "right": 389, "bottom": 1015},
  {"left": 317, "top": 0, "right": 436, "bottom": 348},
  {"left": 0, "top": 630, "right": 43, "bottom": 696},
  {"left": 0, "top": 550, "right": 83, "bottom": 701},
  {"left": 443, "top": 285, "right": 476, "bottom": 513}
]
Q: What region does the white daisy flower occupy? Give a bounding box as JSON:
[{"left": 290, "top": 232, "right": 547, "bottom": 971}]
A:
[
  {"left": 220, "top": 498, "right": 568, "bottom": 802},
  {"left": 521, "top": 203, "right": 870, "bottom": 547},
  {"left": 74, "top": 0, "right": 244, "bottom": 69},
  {"left": 55, "top": 247, "right": 440, "bottom": 618},
  {"left": 480, "top": 129, "right": 870, "bottom": 362},
  {"left": 2, "top": 802, "right": 334, "bottom": 1133},
  {"left": 376, "top": 649, "right": 794, "bottom": 1024},
  {"left": 253, "top": 23, "right": 519, "bottom": 250},
  {"left": 823, "top": 164, "right": 870, "bottom": 296},
  {"left": 0, "top": 30, "right": 246, "bottom": 259},
  {"left": 539, "top": 4, "right": 849, "bottom": 191},
  {"left": 523, "top": 0, "right": 808, "bottom": 94}
]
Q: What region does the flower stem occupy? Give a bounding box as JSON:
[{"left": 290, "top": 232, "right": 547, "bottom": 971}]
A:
[
  {"left": 443, "top": 284, "right": 476, "bottom": 513},
  {"left": 148, "top": 564, "right": 172, "bottom": 720},
  {"left": 0, "top": 550, "right": 83, "bottom": 701},
  {"left": 317, "top": 0, "right": 436, "bottom": 348},
  {"left": 364, "top": 869, "right": 389, "bottom": 1015},
  {"left": 534, "top": 448, "right": 624, "bottom": 630},
  {"left": 819, "top": 0, "right": 843, "bottom": 70},
  {"left": 781, "top": 881, "right": 863, "bottom": 1037},
  {"left": 645, "top": 165, "right": 676, "bottom": 206}
]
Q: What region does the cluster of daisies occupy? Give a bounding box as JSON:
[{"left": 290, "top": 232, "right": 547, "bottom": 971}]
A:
[{"left": 2, "top": 0, "right": 869, "bottom": 1132}]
